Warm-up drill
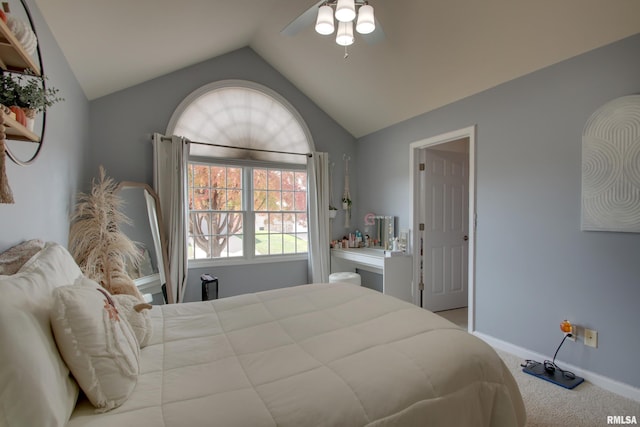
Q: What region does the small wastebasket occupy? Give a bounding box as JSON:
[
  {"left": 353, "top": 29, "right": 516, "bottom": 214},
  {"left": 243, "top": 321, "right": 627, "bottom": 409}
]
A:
[
  {"left": 329, "top": 272, "right": 361, "bottom": 285},
  {"left": 200, "top": 274, "right": 219, "bottom": 301}
]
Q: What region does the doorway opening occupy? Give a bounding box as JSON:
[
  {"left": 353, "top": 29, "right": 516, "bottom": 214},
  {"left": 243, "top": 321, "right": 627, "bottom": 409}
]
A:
[{"left": 409, "top": 126, "right": 476, "bottom": 332}]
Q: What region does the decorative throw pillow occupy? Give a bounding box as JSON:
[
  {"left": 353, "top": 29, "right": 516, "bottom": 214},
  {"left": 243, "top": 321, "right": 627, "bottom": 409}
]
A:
[
  {"left": 111, "top": 294, "right": 153, "bottom": 348},
  {"left": 51, "top": 278, "right": 139, "bottom": 412},
  {"left": 0, "top": 238, "right": 45, "bottom": 275}
]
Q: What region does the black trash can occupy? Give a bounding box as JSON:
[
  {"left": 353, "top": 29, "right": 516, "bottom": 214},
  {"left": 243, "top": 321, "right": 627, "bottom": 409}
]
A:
[{"left": 200, "top": 274, "right": 219, "bottom": 301}]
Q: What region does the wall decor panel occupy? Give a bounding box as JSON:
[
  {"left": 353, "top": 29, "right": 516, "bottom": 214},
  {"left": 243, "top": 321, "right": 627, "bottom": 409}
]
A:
[{"left": 581, "top": 95, "right": 640, "bottom": 232}]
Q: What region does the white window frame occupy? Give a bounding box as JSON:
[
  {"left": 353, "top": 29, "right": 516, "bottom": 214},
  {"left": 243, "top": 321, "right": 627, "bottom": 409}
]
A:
[
  {"left": 165, "top": 80, "right": 316, "bottom": 269},
  {"left": 188, "top": 156, "right": 308, "bottom": 268}
]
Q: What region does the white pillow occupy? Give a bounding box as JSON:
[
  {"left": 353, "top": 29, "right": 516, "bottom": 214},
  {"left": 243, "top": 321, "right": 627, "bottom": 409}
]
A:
[
  {"left": 51, "top": 278, "right": 140, "bottom": 412},
  {"left": 0, "top": 304, "right": 80, "bottom": 426},
  {"left": 0, "top": 238, "right": 45, "bottom": 274},
  {"left": 111, "top": 294, "right": 153, "bottom": 348},
  {"left": 0, "top": 242, "right": 82, "bottom": 427}
]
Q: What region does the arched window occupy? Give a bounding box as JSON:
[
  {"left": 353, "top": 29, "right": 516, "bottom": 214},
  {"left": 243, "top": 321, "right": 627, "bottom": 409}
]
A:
[
  {"left": 166, "top": 81, "right": 314, "bottom": 264},
  {"left": 167, "top": 80, "right": 314, "bottom": 164}
]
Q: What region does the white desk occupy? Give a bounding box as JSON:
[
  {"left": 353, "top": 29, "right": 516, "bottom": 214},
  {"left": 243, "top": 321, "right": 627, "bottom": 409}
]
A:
[{"left": 330, "top": 248, "right": 413, "bottom": 303}]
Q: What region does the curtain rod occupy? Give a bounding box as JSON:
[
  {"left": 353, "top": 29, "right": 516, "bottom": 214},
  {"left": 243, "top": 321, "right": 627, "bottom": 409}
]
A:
[{"left": 157, "top": 135, "right": 312, "bottom": 158}]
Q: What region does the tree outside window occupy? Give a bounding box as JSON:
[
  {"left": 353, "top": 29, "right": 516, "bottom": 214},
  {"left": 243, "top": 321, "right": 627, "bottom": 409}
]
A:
[
  {"left": 253, "top": 168, "right": 308, "bottom": 256},
  {"left": 187, "top": 163, "right": 307, "bottom": 260},
  {"left": 188, "top": 163, "right": 243, "bottom": 259}
]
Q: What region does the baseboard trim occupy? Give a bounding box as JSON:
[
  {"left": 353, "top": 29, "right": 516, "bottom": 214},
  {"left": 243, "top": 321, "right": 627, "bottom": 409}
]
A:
[{"left": 473, "top": 331, "right": 640, "bottom": 403}]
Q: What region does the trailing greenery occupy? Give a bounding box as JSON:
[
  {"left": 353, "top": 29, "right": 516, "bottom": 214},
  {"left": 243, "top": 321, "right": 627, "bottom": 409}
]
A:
[{"left": 0, "top": 71, "right": 63, "bottom": 113}]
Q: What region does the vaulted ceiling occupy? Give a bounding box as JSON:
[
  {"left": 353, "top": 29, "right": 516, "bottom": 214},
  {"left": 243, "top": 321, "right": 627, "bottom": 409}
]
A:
[{"left": 34, "top": 0, "right": 640, "bottom": 137}]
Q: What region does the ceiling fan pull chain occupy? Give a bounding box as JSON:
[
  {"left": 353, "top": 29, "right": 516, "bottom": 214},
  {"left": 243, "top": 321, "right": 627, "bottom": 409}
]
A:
[{"left": 344, "top": 45, "right": 349, "bottom": 59}]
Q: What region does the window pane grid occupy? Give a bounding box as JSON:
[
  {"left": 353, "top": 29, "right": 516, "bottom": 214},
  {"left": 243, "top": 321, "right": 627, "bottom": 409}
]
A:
[
  {"left": 187, "top": 210, "right": 244, "bottom": 259},
  {"left": 188, "top": 163, "right": 244, "bottom": 260},
  {"left": 254, "top": 207, "right": 307, "bottom": 256},
  {"left": 190, "top": 163, "right": 307, "bottom": 260}
]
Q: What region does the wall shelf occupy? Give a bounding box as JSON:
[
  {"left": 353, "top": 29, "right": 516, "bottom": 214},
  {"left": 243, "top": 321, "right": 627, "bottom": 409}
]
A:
[
  {"left": 0, "top": 0, "right": 46, "bottom": 166},
  {"left": 0, "top": 18, "right": 40, "bottom": 75},
  {"left": 2, "top": 110, "right": 39, "bottom": 142}
]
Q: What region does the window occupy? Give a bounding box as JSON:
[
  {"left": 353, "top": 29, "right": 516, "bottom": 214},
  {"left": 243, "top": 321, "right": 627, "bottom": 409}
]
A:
[
  {"left": 168, "top": 80, "right": 315, "bottom": 265},
  {"left": 169, "top": 81, "right": 313, "bottom": 166},
  {"left": 188, "top": 162, "right": 308, "bottom": 262},
  {"left": 253, "top": 167, "right": 308, "bottom": 256},
  {"left": 188, "top": 163, "right": 244, "bottom": 259}
]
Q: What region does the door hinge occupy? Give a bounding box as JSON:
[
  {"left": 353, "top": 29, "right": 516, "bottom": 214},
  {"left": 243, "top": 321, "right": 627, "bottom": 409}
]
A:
[
  {"left": 418, "top": 281, "right": 425, "bottom": 291},
  {"left": 419, "top": 223, "right": 424, "bottom": 231},
  {"left": 419, "top": 163, "right": 425, "bottom": 171}
]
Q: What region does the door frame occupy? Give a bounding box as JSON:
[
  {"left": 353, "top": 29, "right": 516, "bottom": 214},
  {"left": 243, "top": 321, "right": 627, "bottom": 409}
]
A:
[{"left": 409, "top": 125, "right": 477, "bottom": 332}]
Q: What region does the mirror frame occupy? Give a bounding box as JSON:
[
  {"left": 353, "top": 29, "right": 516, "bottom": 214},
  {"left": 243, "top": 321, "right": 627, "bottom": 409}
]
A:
[{"left": 116, "top": 181, "right": 172, "bottom": 303}]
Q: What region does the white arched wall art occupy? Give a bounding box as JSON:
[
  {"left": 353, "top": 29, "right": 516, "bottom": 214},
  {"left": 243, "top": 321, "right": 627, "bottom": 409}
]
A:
[{"left": 581, "top": 95, "right": 640, "bottom": 232}]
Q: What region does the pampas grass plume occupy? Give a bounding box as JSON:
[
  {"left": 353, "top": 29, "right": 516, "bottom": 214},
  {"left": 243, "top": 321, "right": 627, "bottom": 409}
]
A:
[{"left": 69, "top": 166, "right": 142, "bottom": 294}]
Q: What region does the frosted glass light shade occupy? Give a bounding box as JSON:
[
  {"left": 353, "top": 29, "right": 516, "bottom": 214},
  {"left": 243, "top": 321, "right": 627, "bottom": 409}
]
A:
[
  {"left": 336, "top": 21, "right": 354, "bottom": 46},
  {"left": 335, "top": 0, "right": 356, "bottom": 22},
  {"left": 356, "top": 4, "right": 375, "bottom": 34},
  {"left": 315, "top": 4, "right": 335, "bottom": 35}
]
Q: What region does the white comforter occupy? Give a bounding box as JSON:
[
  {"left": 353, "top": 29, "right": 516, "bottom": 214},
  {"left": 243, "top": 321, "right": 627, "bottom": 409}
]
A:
[{"left": 67, "top": 283, "right": 526, "bottom": 427}]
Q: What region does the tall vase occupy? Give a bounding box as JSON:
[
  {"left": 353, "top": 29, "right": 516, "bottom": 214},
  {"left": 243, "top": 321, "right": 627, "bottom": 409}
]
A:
[{"left": 23, "top": 108, "right": 36, "bottom": 132}]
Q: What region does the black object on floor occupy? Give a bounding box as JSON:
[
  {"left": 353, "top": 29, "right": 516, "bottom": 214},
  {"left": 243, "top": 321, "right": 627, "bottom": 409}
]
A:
[
  {"left": 522, "top": 360, "right": 584, "bottom": 390},
  {"left": 200, "top": 274, "right": 219, "bottom": 301}
]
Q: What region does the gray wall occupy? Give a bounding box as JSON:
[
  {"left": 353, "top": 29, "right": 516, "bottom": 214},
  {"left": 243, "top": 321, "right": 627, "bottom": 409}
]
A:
[
  {"left": 189, "top": 262, "right": 308, "bottom": 301},
  {"left": 0, "top": 0, "right": 89, "bottom": 252},
  {"left": 2, "top": 0, "right": 638, "bottom": 392},
  {"left": 356, "top": 34, "right": 640, "bottom": 388},
  {"left": 88, "top": 47, "right": 356, "bottom": 301}
]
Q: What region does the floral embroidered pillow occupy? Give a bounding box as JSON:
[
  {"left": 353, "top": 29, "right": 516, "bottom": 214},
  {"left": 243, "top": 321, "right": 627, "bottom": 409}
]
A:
[
  {"left": 51, "top": 278, "right": 139, "bottom": 412},
  {"left": 111, "top": 294, "right": 153, "bottom": 348}
]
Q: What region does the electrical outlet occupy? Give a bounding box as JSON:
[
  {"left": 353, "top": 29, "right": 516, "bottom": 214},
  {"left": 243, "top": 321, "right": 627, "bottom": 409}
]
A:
[
  {"left": 560, "top": 319, "right": 576, "bottom": 341},
  {"left": 584, "top": 328, "right": 598, "bottom": 348}
]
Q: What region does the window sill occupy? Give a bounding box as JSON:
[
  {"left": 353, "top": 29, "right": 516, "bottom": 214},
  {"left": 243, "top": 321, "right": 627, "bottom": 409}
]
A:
[{"left": 188, "top": 254, "right": 307, "bottom": 269}]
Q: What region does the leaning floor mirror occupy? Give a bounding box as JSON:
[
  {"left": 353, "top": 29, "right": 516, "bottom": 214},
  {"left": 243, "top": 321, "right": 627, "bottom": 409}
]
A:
[{"left": 116, "top": 182, "right": 171, "bottom": 305}]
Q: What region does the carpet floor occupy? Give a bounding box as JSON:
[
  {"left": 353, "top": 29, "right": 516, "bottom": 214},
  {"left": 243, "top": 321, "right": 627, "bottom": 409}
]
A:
[
  {"left": 497, "top": 349, "right": 639, "bottom": 426},
  {"left": 435, "top": 307, "right": 639, "bottom": 426}
]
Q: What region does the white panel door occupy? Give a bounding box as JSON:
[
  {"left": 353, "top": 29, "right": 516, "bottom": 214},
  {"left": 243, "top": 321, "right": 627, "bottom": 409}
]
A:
[{"left": 420, "top": 148, "right": 469, "bottom": 311}]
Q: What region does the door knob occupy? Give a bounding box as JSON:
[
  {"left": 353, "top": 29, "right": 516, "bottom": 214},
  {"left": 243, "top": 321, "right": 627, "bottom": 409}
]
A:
[{"left": 463, "top": 235, "right": 468, "bottom": 241}]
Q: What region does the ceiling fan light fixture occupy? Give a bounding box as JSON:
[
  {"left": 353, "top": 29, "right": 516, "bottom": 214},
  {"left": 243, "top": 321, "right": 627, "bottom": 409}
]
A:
[
  {"left": 355, "top": 3, "right": 375, "bottom": 34},
  {"left": 315, "top": 4, "right": 335, "bottom": 35},
  {"left": 335, "top": 0, "right": 356, "bottom": 22},
  {"left": 303, "top": 0, "right": 381, "bottom": 53},
  {"left": 336, "top": 21, "right": 354, "bottom": 46}
]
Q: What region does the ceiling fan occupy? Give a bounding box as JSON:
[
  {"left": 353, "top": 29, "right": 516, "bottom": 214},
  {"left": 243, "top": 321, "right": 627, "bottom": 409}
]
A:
[{"left": 281, "top": 0, "right": 385, "bottom": 46}]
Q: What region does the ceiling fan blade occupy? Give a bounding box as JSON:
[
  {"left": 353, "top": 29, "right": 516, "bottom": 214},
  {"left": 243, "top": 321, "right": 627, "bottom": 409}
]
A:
[
  {"left": 281, "top": 1, "right": 324, "bottom": 37},
  {"left": 361, "top": 18, "right": 385, "bottom": 44}
]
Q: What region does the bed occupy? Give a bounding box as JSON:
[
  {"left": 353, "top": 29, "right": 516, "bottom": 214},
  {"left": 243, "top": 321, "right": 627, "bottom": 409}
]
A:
[{"left": 0, "top": 242, "right": 526, "bottom": 427}]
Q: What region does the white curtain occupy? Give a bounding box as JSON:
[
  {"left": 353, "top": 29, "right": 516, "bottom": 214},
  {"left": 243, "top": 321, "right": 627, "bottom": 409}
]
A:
[
  {"left": 307, "top": 152, "right": 330, "bottom": 283},
  {"left": 152, "top": 133, "right": 189, "bottom": 303}
]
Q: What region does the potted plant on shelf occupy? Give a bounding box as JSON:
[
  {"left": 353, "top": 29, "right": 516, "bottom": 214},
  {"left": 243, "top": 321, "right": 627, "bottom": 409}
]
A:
[
  {"left": 0, "top": 71, "right": 63, "bottom": 130},
  {"left": 0, "top": 73, "right": 19, "bottom": 121}
]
